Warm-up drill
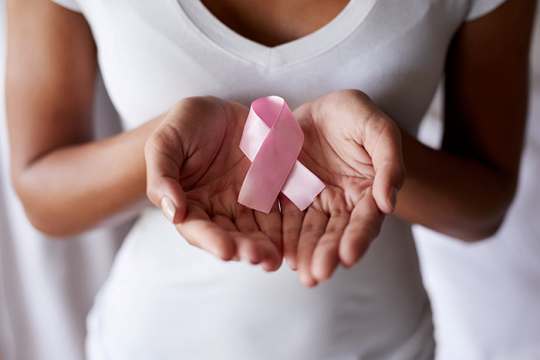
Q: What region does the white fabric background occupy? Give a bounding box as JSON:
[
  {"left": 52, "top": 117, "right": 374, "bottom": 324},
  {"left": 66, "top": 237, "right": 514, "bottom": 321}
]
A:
[
  {"left": 0, "top": 1, "right": 129, "bottom": 359},
  {"left": 415, "top": 5, "right": 540, "bottom": 360}
]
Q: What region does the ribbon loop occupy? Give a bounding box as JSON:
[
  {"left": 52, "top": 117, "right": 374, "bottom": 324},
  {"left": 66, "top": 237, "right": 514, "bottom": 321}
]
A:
[{"left": 238, "top": 96, "right": 325, "bottom": 214}]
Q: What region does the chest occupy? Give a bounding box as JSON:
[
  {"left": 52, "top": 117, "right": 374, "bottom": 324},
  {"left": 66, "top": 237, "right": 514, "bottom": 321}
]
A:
[
  {"left": 80, "top": 0, "right": 467, "bottom": 133},
  {"left": 200, "top": 0, "right": 351, "bottom": 47}
]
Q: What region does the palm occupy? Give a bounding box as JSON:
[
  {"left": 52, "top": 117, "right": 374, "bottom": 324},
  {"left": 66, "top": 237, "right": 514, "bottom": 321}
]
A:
[
  {"left": 281, "top": 90, "right": 404, "bottom": 286},
  {"left": 146, "top": 91, "right": 404, "bottom": 281},
  {"left": 146, "top": 97, "right": 282, "bottom": 271}
]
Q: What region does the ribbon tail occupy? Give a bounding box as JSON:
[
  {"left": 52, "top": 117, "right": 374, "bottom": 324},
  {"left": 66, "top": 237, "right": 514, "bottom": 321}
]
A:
[{"left": 281, "top": 161, "right": 326, "bottom": 211}]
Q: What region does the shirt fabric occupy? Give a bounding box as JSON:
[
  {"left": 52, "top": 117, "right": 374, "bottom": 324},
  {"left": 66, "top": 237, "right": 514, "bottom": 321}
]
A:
[{"left": 49, "top": 0, "right": 506, "bottom": 359}]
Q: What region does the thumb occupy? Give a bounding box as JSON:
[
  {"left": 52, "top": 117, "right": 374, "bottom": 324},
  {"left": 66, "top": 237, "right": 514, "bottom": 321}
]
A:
[
  {"left": 368, "top": 116, "right": 406, "bottom": 215},
  {"left": 144, "top": 127, "right": 188, "bottom": 224}
]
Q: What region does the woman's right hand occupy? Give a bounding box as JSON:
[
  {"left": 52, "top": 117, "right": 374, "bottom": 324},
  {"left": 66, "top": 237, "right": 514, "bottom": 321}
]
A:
[{"left": 145, "top": 96, "right": 283, "bottom": 271}]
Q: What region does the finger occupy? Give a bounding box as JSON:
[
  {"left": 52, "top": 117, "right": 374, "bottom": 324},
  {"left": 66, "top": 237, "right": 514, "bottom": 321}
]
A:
[
  {"left": 254, "top": 231, "right": 282, "bottom": 272},
  {"left": 235, "top": 207, "right": 281, "bottom": 270},
  {"left": 234, "top": 206, "right": 261, "bottom": 233},
  {"left": 231, "top": 231, "right": 281, "bottom": 271},
  {"left": 177, "top": 203, "right": 236, "bottom": 261},
  {"left": 339, "top": 190, "right": 384, "bottom": 268},
  {"left": 212, "top": 214, "right": 239, "bottom": 232},
  {"left": 145, "top": 125, "right": 188, "bottom": 223},
  {"left": 212, "top": 215, "right": 241, "bottom": 261},
  {"left": 254, "top": 200, "right": 283, "bottom": 271},
  {"left": 311, "top": 209, "right": 350, "bottom": 282},
  {"left": 231, "top": 232, "right": 261, "bottom": 265},
  {"left": 254, "top": 200, "right": 282, "bottom": 253},
  {"left": 297, "top": 208, "right": 328, "bottom": 287},
  {"left": 365, "top": 116, "right": 405, "bottom": 215},
  {"left": 280, "top": 194, "right": 305, "bottom": 271}
]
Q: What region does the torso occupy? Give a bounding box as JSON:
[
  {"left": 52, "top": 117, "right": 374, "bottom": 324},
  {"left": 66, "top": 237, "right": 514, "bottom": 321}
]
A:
[
  {"left": 201, "top": 0, "right": 350, "bottom": 46},
  {"left": 69, "top": 0, "right": 481, "bottom": 358}
]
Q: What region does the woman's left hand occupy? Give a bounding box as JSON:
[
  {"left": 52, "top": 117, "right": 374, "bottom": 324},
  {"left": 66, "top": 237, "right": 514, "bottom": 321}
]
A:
[{"left": 281, "top": 90, "right": 405, "bottom": 287}]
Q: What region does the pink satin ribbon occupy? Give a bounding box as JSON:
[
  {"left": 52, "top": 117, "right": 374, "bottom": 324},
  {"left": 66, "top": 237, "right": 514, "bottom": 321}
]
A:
[{"left": 238, "top": 96, "right": 326, "bottom": 214}]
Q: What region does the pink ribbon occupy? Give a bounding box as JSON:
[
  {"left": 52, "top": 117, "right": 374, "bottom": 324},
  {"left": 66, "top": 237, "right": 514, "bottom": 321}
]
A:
[{"left": 238, "top": 96, "right": 326, "bottom": 214}]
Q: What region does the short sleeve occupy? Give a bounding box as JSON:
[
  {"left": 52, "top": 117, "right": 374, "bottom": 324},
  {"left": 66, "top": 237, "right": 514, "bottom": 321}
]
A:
[
  {"left": 466, "top": 0, "right": 507, "bottom": 21},
  {"left": 51, "top": 0, "right": 81, "bottom": 12}
]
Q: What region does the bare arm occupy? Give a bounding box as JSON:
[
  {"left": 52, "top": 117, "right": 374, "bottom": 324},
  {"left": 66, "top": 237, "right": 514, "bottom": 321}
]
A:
[
  {"left": 395, "top": 0, "right": 536, "bottom": 240},
  {"left": 6, "top": 0, "right": 163, "bottom": 236}
]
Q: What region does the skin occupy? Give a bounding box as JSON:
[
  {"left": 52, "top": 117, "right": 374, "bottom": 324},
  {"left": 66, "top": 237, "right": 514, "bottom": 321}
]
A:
[
  {"left": 396, "top": 0, "right": 537, "bottom": 241},
  {"left": 201, "top": 0, "right": 350, "bottom": 47},
  {"left": 283, "top": 91, "right": 403, "bottom": 286},
  {"left": 145, "top": 90, "right": 403, "bottom": 286},
  {"left": 145, "top": 97, "right": 285, "bottom": 272},
  {"left": 5, "top": 0, "right": 164, "bottom": 235},
  {"left": 6, "top": 0, "right": 536, "bottom": 287}
]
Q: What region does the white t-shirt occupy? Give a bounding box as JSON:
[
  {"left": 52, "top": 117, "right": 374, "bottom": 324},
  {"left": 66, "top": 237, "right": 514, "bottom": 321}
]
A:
[{"left": 49, "top": 0, "right": 506, "bottom": 359}]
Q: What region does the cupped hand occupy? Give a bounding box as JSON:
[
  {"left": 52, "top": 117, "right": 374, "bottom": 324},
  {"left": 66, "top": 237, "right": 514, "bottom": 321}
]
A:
[
  {"left": 145, "top": 96, "right": 282, "bottom": 271},
  {"left": 281, "top": 90, "right": 405, "bottom": 287}
]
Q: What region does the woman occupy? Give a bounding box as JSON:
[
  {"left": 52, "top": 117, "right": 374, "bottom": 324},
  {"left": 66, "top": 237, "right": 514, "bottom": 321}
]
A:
[{"left": 5, "top": 0, "right": 535, "bottom": 359}]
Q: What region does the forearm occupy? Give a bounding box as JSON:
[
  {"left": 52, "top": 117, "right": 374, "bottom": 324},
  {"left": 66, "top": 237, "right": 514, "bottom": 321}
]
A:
[
  {"left": 395, "top": 129, "right": 515, "bottom": 241},
  {"left": 14, "top": 115, "right": 165, "bottom": 237}
]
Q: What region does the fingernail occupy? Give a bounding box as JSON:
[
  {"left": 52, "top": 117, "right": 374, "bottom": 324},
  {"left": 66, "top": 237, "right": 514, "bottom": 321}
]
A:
[
  {"left": 231, "top": 255, "right": 240, "bottom": 262},
  {"left": 285, "top": 257, "right": 297, "bottom": 271},
  {"left": 262, "top": 261, "right": 274, "bottom": 272},
  {"left": 161, "top": 196, "right": 176, "bottom": 223},
  {"left": 388, "top": 187, "right": 398, "bottom": 213},
  {"left": 239, "top": 253, "right": 251, "bottom": 264},
  {"left": 300, "top": 272, "right": 318, "bottom": 288}
]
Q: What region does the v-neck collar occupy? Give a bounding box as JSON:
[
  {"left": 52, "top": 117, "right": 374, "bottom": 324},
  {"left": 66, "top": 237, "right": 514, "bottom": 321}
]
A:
[{"left": 175, "top": 0, "right": 378, "bottom": 69}]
